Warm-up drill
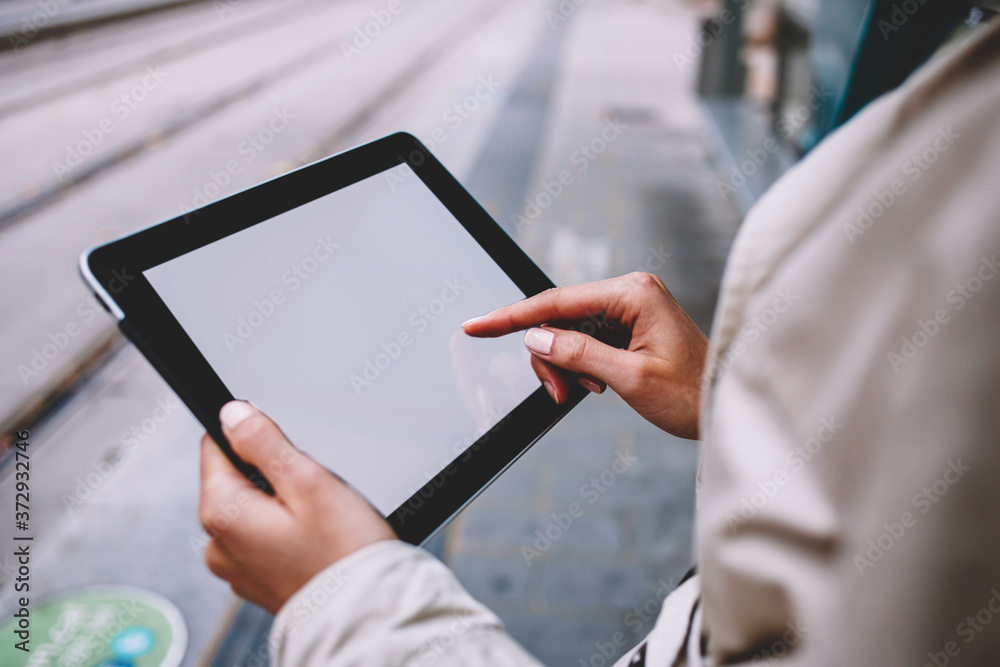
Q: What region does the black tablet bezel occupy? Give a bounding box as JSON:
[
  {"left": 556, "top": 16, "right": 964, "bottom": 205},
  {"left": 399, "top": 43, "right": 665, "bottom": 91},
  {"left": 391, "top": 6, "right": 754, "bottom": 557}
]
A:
[{"left": 81, "top": 132, "right": 587, "bottom": 545}]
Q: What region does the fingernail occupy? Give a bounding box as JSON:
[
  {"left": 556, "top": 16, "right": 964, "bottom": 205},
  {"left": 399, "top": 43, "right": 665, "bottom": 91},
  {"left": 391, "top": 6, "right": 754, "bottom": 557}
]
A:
[
  {"left": 579, "top": 378, "right": 603, "bottom": 394},
  {"left": 220, "top": 401, "right": 255, "bottom": 430},
  {"left": 543, "top": 381, "right": 556, "bottom": 401},
  {"left": 462, "top": 315, "right": 486, "bottom": 328},
  {"left": 524, "top": 328, "right": 554, "bottom": 355}
]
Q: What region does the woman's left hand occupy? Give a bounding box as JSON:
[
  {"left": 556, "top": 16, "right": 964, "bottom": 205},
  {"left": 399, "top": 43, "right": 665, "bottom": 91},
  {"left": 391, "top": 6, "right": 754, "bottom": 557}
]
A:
[{"left": 198, "top": 401, "right": 396, "bottom": 614}]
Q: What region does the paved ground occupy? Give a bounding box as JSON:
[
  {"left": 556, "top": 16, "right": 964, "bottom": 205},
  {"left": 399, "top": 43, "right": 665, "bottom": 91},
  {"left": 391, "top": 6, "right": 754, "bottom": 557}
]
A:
[
  {"left": 0, "top": 0, "right": 742, "bottom": 665},
  {"left": 443, "top": 4, "right": 741, "bottom": 664}
]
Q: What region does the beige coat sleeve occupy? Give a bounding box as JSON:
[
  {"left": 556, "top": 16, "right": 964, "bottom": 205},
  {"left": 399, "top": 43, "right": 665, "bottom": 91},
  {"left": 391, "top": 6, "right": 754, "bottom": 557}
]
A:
[
  {"left": 267, "top": 538, "right": 702, "bottom": 667},
  {"left": 268, "top": 540, "right": 544, "bottom": 667}
]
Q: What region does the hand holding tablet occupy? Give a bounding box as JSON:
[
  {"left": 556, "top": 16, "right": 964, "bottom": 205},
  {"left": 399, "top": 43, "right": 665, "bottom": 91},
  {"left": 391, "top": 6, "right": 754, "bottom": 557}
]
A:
[{"left": 199, "top": 400, "right": 395, "bottom": 615}]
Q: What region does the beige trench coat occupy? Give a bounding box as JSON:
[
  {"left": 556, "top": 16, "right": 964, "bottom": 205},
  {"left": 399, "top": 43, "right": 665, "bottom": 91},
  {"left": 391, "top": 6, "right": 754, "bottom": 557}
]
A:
[{"left": 267, "top": 18, "right": 1000, "bottom": 667}]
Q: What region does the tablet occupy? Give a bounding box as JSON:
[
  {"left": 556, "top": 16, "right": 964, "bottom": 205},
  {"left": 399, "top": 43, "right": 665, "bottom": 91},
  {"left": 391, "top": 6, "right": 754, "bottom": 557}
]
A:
[{"left": 80, "top": 132, "right": 589, "bottom": 545}]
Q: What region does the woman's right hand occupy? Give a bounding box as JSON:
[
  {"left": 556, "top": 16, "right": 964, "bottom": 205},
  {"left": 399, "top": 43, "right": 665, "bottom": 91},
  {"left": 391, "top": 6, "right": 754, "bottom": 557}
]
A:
[{"left": 463, "top": 272, "right": 707, "bottom": 440}]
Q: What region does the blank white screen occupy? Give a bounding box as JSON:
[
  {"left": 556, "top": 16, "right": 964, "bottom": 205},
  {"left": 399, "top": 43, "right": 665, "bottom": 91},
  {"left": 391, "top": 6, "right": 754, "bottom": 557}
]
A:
[{"left": 144, "top": 167, "right": 539, "bottom": 513}]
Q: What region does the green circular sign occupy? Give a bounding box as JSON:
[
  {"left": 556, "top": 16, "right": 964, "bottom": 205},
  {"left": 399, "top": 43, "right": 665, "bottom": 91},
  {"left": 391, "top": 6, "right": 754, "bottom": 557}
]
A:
[{"left": 0, "top": 586, "right": 186, "bottom": 667}]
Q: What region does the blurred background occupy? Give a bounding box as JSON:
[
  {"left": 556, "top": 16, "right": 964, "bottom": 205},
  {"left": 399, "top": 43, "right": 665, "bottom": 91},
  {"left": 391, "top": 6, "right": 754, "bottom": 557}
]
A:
[{"left": 0, "top": 0, "right": 990, "bottom": 665}]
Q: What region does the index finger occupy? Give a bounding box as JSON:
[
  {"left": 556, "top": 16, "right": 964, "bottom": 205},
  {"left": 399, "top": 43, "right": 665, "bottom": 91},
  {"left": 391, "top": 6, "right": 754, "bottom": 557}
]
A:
[{"left": 462, "top": 278, "right": 625, "bottom": 338}]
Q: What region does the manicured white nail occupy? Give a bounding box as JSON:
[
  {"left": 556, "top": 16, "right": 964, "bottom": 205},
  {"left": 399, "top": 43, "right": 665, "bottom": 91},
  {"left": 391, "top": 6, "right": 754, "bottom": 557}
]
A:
[
  {"left": 220, "top": 401, "right": 255, "bottom": 430},
  {"left": 524, "top": 328, "right": 554, "bottom": 355},
  {"left": 543, "top": 381, "right": 556, "bottom": 401},
  {"left": 579, "top": 378, "right": 603, "bottom": 394},
  {"left": 462, "top": 316, "right": 486, "bottom": 328}
]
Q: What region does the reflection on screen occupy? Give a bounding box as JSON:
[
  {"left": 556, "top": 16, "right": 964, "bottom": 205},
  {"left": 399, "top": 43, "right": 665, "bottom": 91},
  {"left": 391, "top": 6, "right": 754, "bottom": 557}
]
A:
[{"left": 144, "top": 167, "right": 540, "bottom": 513}]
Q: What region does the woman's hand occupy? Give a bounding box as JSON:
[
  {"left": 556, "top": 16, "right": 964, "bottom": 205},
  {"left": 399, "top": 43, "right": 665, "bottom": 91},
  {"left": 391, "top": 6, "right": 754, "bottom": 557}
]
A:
[
  {"left": 198, "top": 401, "right": 396, "bottom": 614},
  {"left": 463, "top": 272, "right": 707, "bottom": 439}
]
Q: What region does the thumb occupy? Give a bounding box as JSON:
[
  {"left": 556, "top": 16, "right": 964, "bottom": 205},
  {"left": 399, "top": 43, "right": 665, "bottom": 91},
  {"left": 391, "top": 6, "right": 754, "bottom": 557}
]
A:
[
  {"left": 523, "top": 327, "right": 639, "bottom": 393},
  {"left": 219, "top": 401, "right": 322, "bottom": 506}
]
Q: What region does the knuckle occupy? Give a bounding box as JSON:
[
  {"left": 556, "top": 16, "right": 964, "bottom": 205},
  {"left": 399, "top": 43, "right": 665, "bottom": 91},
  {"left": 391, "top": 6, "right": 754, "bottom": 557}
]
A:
[
  {"left": 564, "top": 333, "right": 590, "bottom": 365},
  {"left": 537, "top": 286, "right": 561, "bottom": 310},
  {"left": 279, "top": 439, "right": 305, "bottom": 465},
  {"left": 204, "top": 542, "right": 229, "bottom": 578},
  {"left": 198, "top": 497, "right": 217, "bottom": 529},
  {"left": 626, "top": 271, "right": 660, "bottom": 292}
]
